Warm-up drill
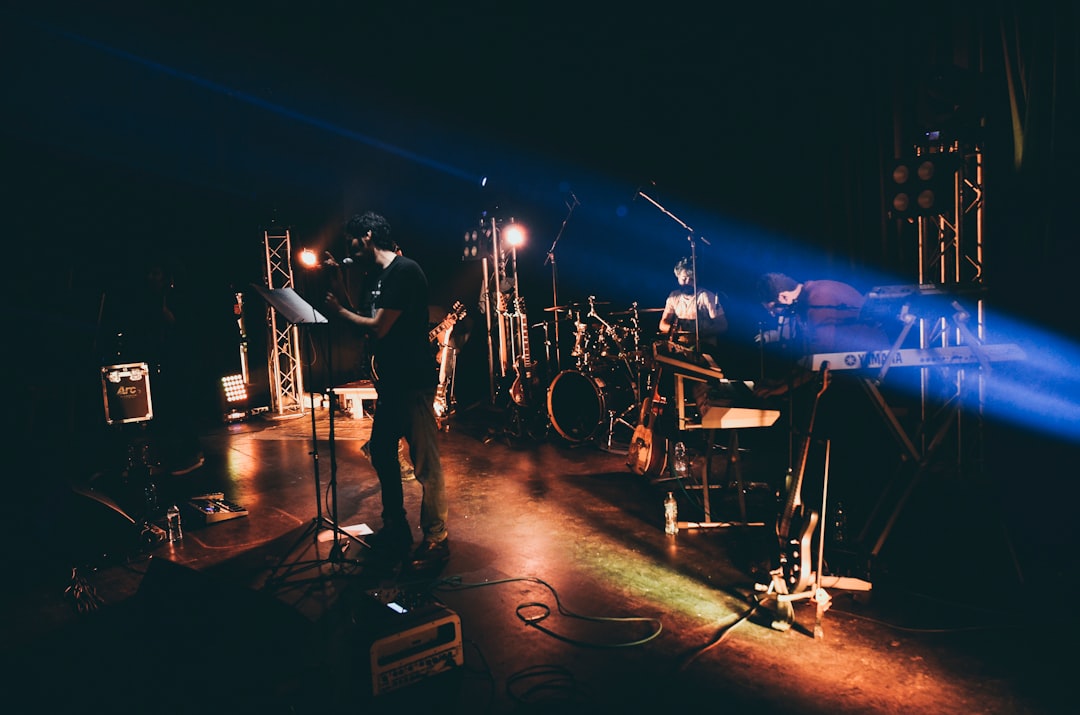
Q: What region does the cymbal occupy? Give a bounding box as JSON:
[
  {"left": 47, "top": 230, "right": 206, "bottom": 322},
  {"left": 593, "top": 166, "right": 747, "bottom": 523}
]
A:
[
  {"left": 611, "top": 307, "right": 664, "bottom": 316},
  {"left": 543, "top": 306, "right": 570, "bottom": 312}
]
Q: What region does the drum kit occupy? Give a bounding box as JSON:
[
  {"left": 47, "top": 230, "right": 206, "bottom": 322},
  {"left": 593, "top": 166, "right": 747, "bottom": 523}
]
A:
[{"left": 536, "top": 296, "right": 664, "bottom": 447}]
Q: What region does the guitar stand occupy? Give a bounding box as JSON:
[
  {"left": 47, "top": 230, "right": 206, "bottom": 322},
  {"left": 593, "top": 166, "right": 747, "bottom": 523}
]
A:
[{"left": 757, "top": 440, "right": 870, "bottom": 637}]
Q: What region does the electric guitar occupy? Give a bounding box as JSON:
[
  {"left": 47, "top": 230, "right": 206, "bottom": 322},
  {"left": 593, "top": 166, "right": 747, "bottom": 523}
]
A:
[
  {"left": 508, "top": 297, "right": 537, "bottom": 407},
  {"left": 370, "top": 301, "right": 466, "bottom": 390},
  {"left": 775, "top": 364, "right": 830, "bottom": 595}
]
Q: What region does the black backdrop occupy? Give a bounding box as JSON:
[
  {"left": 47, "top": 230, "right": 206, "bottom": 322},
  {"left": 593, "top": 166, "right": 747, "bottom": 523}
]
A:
[{"left": 4, "top": 2, "right": 1077, "bottom": 446}]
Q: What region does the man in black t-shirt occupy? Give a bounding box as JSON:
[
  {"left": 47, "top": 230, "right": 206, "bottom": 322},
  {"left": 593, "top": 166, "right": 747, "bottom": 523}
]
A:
[{"left": 325, "top": 211, "right": 448, "bottom": 570}]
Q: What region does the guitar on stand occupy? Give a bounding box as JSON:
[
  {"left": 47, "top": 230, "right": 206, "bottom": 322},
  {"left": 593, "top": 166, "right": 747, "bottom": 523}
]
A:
[
  {"left": 508, "top": 297, "right": 549, "bottom": 439},
  {"left": 627, "top": 363, "right": 667, "bottom": 478},
  {"left": 766, "top": 363, "right": 830, "bottom": 628},
  {"left": 508, "top": 297, "right": 537, "bottom": 408},
  {"left": 431, "top": 301, "right": 466, "bottom": 429},
  {"left": 371, "top": 301, "right": 466, "bottom": 423}
]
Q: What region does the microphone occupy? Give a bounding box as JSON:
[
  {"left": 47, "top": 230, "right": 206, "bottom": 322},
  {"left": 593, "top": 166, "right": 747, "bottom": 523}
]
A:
[{"left": 341, "top": 257, "right": 353, "bottom": 265}]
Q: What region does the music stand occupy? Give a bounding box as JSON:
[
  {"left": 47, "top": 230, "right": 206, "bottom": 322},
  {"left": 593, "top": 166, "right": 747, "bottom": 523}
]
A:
[{"left": 253, "top": 285, "right": 367, "bottom": 588}]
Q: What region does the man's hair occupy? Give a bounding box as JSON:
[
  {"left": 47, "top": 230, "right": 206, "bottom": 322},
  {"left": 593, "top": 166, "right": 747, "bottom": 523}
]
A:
[
  {"left": 345, "top": 211, "right": 394, "bottom": 250},
  {"left": 674, "top": 257, "right": 693, "bottom": 275},
  {"left": 756, "top": 272, "right": 799, "bottom": 303}
]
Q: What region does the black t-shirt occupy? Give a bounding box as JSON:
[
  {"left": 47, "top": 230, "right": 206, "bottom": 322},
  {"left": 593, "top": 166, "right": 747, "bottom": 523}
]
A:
[{"left": 369, "top": 255, "right": 436, "bottom": 392}]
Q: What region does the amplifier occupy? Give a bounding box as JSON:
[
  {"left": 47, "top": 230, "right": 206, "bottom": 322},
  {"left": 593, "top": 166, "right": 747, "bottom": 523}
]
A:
[{"left": 355, "top": 591, "right": 463, "bottom": 696}]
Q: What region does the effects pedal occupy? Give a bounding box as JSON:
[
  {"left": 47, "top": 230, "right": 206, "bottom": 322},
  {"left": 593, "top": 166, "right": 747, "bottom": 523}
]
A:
[{"left": 184, "top": 492, "right": 248, "bottom": 524}]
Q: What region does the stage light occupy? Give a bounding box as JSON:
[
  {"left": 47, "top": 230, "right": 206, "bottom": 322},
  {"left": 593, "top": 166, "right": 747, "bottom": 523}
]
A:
[
  {"left": 887, "top": 153, "right": 960, "bottom": 219},
  {"left": 220, "top": 373, "right": 249, "bottom": 422},
  {"left": 503, "top": 220, "right": 526, "bottom": 247},
  {"left": 298, "top": 247, "right": 318, "bottom": 268}
]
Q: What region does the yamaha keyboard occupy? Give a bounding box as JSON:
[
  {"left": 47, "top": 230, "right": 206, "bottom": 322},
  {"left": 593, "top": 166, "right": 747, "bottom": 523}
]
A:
[{"left": 798, "top": 343, "right": 1026, "bottom": 372}]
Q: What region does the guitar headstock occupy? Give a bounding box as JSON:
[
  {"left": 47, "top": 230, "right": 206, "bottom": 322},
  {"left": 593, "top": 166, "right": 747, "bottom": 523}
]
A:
[{"left": 818, "top": 363, "right": 831, "bottom": 395}]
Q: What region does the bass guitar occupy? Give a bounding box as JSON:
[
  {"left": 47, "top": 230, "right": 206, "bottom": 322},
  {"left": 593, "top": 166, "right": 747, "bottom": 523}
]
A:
[{"left": 775, "top": 364, "right": 830, "bottom": 595}]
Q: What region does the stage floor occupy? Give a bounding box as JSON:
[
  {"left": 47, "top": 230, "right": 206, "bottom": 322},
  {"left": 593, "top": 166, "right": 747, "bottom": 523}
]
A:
[{"left": 3, "top": 401, "right": 1073, "bottom": 714}]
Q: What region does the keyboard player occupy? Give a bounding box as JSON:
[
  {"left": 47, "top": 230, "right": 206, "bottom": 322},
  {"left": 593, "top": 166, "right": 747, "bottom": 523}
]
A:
[{"left": 753, "top": 272, "right": 891, "bottom": 396}]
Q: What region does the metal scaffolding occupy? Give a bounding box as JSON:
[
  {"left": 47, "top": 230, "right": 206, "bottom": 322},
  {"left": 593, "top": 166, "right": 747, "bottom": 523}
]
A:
[
  {"left": 263, "top": 228, "right": 305, "bottom": 416},
  {"left": 912, "top": 141, "right": 986, "bottom": 476}
]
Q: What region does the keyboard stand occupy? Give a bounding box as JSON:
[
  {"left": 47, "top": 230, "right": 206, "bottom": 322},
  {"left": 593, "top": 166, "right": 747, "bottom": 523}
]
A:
[{"left": 671, "top": 374, "right": 778, "bottom": 530}]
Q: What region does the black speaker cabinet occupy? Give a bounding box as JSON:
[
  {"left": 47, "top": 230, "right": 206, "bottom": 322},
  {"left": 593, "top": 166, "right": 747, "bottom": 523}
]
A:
[{"left": 101, "top": 362, "right": 154, "bottom": 424}]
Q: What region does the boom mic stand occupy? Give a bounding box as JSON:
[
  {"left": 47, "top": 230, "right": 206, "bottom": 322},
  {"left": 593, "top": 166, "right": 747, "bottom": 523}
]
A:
[
  {"left": 254, "top": 285, "right": 367, "bottom": 591},
  {"left": 543, "top": 192, "right": 579, "bottom": 374},
  {"left": 637, "top": 188, "right": 710, "bottom": 350}
]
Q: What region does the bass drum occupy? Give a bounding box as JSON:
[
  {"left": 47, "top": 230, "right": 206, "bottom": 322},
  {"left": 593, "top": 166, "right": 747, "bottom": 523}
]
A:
[{"left": 547, "top": 365, "right": 635, "bottom": 444}]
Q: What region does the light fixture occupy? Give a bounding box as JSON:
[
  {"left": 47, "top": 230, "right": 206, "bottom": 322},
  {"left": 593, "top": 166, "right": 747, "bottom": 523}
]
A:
[
  {"left": 220, "top": 373, "right": 249, "bottom": 422},
  {"left": 886, "top": 153, "right": 959, "bottom": 220},
  {"left": 298, "top": 247, "right": 319, "bottom": 269},
  {"left": 502, "top": 219, "right": 526, "bottom": 248}
]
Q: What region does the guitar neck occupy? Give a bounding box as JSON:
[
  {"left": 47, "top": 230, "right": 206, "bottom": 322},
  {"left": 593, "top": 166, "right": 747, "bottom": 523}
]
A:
[
  {"left": 778, "top": 368, "right": 830, "bottom": 536},
  {"left": 429, "top": 301, "right": 465, "bottom": 344}
]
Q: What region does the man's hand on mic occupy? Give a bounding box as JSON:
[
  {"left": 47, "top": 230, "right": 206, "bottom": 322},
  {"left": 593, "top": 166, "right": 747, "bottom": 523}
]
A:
[{"left": 323, "top": 251, "right": 340, "bottom": 269}]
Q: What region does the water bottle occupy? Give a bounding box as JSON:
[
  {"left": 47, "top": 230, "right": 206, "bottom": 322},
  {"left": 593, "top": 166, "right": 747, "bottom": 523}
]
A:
[
  {"left": 166, "top": 505, "right": 183, "bottom": 542},
  {"left": 664, "top": 492, "right": 678, "bottom": 535},
  {"left": 672, "top": 441, "right": 688, "bottom": 479}
]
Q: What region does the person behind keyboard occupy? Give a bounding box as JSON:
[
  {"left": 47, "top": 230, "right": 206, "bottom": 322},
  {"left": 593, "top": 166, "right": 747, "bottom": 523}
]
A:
[{"left": 753, "top": 272, "right": 890, "bottom": 396}]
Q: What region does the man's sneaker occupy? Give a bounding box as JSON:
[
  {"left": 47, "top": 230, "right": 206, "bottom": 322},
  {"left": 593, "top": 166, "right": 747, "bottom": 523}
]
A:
[
  {"left": 365, "top": 523, "right": 413, "bottom": 553},
  {"left": 409, "top": 538, "right": 450, "bottom": 570}
]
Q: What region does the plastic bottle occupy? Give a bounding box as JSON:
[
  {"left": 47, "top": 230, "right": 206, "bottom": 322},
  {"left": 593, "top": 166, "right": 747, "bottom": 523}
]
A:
[
  {"left": 664, "top": 492, "right": 678, "bottom": 535},
  {"left": 166, "top": 505, "right": 183, "bottom": 542},
  {"left": 672, "top": 441, "right": 688, "bottom": 479}
]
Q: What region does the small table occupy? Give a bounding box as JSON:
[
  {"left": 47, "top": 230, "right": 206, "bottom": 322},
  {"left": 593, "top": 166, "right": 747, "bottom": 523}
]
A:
[{"left": 331, "top": 380, "right": 378, "bottom": 418}]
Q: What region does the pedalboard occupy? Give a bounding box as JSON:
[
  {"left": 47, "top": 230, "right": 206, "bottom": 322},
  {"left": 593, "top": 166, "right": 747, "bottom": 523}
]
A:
[{"left": 184, "top": 492, "right": 248, "bottom": 524}]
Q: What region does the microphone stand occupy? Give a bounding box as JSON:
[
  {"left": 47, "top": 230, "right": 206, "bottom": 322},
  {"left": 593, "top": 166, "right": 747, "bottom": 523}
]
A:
[
  {"left": 637, "top": 188, "right": 710, "bottom": 350},
  {"left": 544, "top": 193, "right": 579, "bottom": 374}
]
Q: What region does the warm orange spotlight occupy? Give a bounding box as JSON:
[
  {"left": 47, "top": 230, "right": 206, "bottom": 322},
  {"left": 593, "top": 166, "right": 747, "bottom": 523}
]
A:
[
  {"left": 298, "top": 248, "right": 319, "bottom": 268},
  {"left": 503, "top": 221, "right": 526, "bottom": 247}
]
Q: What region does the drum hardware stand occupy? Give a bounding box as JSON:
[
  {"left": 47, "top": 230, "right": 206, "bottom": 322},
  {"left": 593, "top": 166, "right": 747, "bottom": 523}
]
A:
[{"left": 254, "top": 286, "right": 367, "bottom": 591}]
